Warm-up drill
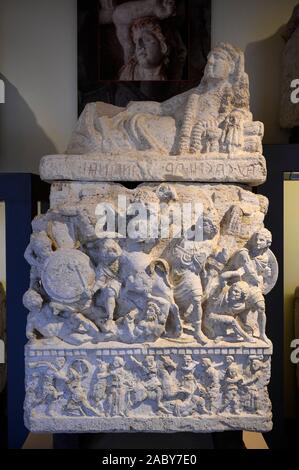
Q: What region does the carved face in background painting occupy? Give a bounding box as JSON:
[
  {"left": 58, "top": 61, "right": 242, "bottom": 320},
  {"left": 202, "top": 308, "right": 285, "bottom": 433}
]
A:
[
  {"left": 205, "top": 51, "right": 232, "bottom": 81},
  {"left": 155, "top": 0, "right": 176, "bottom": 20},
  {"left": 132, "top": 24, "right": 166, "bottom": 69}
]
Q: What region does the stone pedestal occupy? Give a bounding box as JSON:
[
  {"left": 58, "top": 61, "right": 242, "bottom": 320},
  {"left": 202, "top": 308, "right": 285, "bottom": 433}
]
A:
[{"left": 24, "top": 43, "right": 278, "bottom": 435}]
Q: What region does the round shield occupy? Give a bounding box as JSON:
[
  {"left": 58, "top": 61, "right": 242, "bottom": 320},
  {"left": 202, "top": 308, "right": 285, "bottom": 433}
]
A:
[
  {"left": 41, "top": 249, "right": 95, "bottom": 303},
  {"left": 262, "top": 249, "right": 279, "bottom": 295}
]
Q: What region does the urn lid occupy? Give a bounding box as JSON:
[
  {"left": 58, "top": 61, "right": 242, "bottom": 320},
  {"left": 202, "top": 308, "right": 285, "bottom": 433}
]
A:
[{"left": 40, "top": 43, "right": 266, "bottom": 187}]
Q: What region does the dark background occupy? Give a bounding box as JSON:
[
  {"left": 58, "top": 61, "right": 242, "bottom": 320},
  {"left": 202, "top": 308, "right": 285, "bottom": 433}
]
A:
[{"left": 77, "top": 0, "right": 211, "bottom": 113}]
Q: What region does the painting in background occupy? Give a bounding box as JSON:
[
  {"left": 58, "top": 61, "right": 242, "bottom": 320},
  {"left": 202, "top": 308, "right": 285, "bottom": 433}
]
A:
[{"left": 78, "top": 0, "right": 211, "bottom": 113}]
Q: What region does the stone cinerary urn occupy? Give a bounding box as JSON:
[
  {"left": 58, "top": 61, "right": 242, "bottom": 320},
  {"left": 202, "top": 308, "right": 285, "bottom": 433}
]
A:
[{"left": 24, "top": 43, "right": 277, "bottom": 433}]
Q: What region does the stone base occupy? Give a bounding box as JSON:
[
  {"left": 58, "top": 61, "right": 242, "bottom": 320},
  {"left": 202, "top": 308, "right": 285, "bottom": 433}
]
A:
[
  {"left": 27, "top": 415, "right": 272, "bottom": 434},
  {"left": 40, "top": 153, "right": 267, "bottom": 186},
  {"left": 25, "top": 342, "right": 272, "bottom": 434}
]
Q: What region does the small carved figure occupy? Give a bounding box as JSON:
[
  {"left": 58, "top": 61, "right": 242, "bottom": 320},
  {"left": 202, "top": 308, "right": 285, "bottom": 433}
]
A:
[
  {"left": 23, "top": 289, "right": 101, "bottom": 346},
  {"left": 201, "top": 357, "right": 222, "bottom": 413},
  {"left": 25, "top": 371, "right": 40, "bottom": 412},
  {"left": 90, "top": 360, "right": 110, "bottom": 414},
  {"left": 116, "top": 308, "right": 139, "bottom": 342},
  {"left": 224, "top": 228, "right": 278, "bottom": 295},
  {"left": 220, "top": 356, "right": 243, "bottom": 415},
  {"left": 107, "top": 356, "right": 133, "bottom": 417},
  {"left": 204, "top": 281, "right": 263, "bottom": 343},
  {"left": 158, "top": 355, "right": 180, "bottom": 400},
  {"left": 92, "top": 239, "right": 122, "bottom": 332},
  {"left": 24, "top": 231, "right": 53, "bottom": 290},
  {"left": 28, "top": 359, "right": 66, "bottom": 417},
  {"left": 220, "top": 109, "right": 245, "bottom": 153},
  {"left": 118, "top": 258, "right": 182, "bottom": 342},
  {"left": 64, "top": 360, "right": 99, "bottom": 417},
  {"left": 242, "top": 357, "right": 271, "bottom": 415},
  {"left": 173, "top": 355, "right": 209, "bottom": 416},
  {"left": 130, "top": 355, "right": 169, "bottom": 414},
  {"left": 130, "top": 301, "right": 165, "bottom": 341}
]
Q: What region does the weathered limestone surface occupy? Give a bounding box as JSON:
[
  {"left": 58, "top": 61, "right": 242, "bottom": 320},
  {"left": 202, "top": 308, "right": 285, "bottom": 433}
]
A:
[
  {"left": 24, "top": 43, "right": 277, "bottom": 434},
  {"left": 40, "top": 154, "right": 266, "bottom": 186}
]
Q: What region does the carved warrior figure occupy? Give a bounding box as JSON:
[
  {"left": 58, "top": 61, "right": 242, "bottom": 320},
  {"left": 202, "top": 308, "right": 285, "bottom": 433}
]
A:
[
  {"left": 27, "top": 359, "right": 66, "bottom": 417},
  {"left": 224, "top": 228, "right": 277, "bottom": 295},
  {"left": 107, "top": 356, "right": 133, "bottom": 416},
  {"left": 91, "top": 238, "right": 122, "bottom": 332},
  {"left": 67, "top": 43, "right": 263, "bottom": 157},
  {"left": 204, "top": 280, "right": 266, "bottom": 344},
  {"left": 174, "top": 355, "right": 209, "bottom": 416},
  {"left": 90, "top": 360, "right": 110, "bottom": 414},
  {"left": 23, "top": 289, "right": 101, "bottom": 345},
  {"left": 169, "top": 217, "right": 219, "bottom": 343},
  {"left": 220, "top": 356, "right": 243, "bottom": 415},
  {"left": 201, "top": 358, "right": 221, "bottom": 413},
  {"left": 130, "top": 355, "right": 169, "bottom": 414},
  {"left": 242, "top": 357, "right": 271, "bottom": 415},
  {"left": 64, "top": 360, "right": 99, "bottom": 417},
  {"left": 202, "top": 228, "right": 278, "bottom": 344},
  {"left": 24, "top": 231, "right": 53, "bottom": 290}
]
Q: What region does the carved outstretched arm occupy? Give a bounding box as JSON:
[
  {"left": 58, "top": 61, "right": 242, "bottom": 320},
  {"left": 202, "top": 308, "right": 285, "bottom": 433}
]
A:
[
  {"left": 226, "top": 376, "right": 243, "bottom": 385},
  {"left": 49, "top": 302, "right": 75, "bottom": 315},
  {"left": 24, "top": 245, "right": 38, "bottom": 267},
  {"left": 243, "top": 372, "right": 261, "bottom": 387},
  {"left": 26, "top": 316, "right": 36, "bottom": 339},
  {"left": 129, "top": 355, "right": 147, "bottom": 373},
  {"left": 30, "top": 362, "right": 66, "bottom": 380}
]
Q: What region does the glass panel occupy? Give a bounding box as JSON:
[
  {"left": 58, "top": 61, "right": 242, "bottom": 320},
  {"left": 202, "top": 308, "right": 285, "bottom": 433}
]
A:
[
  {"left": 0, "top": 202, "right": 6, "bottom": 448},
  {"left": 0, "top": 202, "right": 6, "bottom": 288},
  {"left": 284, "top": 181, "right": 299, "bottom": 421}
]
